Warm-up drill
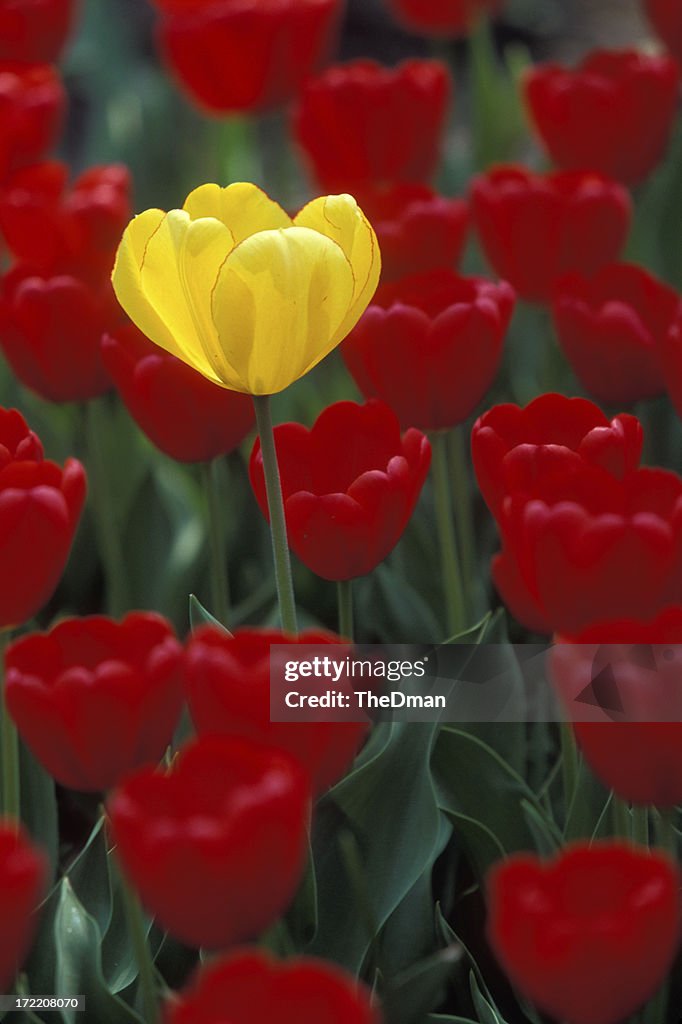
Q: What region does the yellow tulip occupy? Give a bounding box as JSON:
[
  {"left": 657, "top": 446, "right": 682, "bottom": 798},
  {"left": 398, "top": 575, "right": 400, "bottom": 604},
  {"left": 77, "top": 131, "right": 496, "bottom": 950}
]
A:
[{"left": 111, "top": 182, "right": 381, "bottom": 395}]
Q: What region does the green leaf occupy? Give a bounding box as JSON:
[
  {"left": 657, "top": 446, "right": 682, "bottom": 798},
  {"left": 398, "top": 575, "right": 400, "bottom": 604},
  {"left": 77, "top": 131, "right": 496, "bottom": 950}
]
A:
[
  {"left": 66, "top": 818, "right": 112, "bottom": 937},
  {"left": 54, "top": 879, "right": 144, "bottom": 1024},
  {"left": 309, "top": 722, "right": 444, "bottom": 973},
  {"left": 384, "top": 945, "right": 464, "bottom": 1024},
  {"left": 19, "top": 742, "right": 58, "bottom": 882},
  {"left": 285, "top": 833, "right": 318, "bottom": 948},
  {"left": 470, "top": 972, "right": 511, "bottom": 1024},
  {"left": 188, "top": 594, "right": 232, "bottom": 635},
  {"left": 434, "top": 729, "right": 561, "bottom": 876}
]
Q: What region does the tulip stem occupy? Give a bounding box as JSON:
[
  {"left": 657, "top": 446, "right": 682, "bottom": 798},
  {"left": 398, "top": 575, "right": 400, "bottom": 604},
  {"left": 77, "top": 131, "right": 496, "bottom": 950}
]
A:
[
  {"left": 643, "top": 812, "right": 675, "bottom": 1024},
  {"left": 252, "top": 395, "right": 298, "bottom": 635},
  {"left": 611, "top": 796, "right": 632, "bottom": 840},
  {"left": 448, "top": 426, "right": 476, "bottom": 620},
  {"left": 0, "top": 630, "right": 20, "bottom": 821},
  {"left": 560, "top": 723, "right": 579, "bottom": 830},
  {"left": 118, "top": 858, "right": 159, "bottom": 1024},
  {"left": 632, "top": 806, "right": 650, "bottom": 848},
  {"left": 337, "top": 580, "right": 354, "bottom": 641},
  {"left": 202, "top": 457, "right": 231, "bottom": 626},
  {"left": 431, "top": 431, "right": 466, "bottom": 638},
  {"left": 84, "top": 399, "right": 129, "bottom": 618}
]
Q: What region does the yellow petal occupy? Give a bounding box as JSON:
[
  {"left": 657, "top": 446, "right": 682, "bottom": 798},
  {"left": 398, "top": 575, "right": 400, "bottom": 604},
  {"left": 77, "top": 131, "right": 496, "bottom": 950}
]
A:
[
  {"left": 294, "top": 193, "right": 381, "bottom": 343},
  {"left": 211, "top": 226, "right": 355, "bottom": 394},
  {"left": 183, "top": 183, "right": 292, "bottom": 244}
]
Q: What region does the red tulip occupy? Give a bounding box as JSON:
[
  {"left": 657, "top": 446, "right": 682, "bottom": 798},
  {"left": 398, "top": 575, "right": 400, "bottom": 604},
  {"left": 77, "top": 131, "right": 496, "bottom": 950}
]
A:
[
  {"left": 107, "top": 735, "right": 310, "bottom": 949},
  {"left": 0, "top": 405, "right": 85, "bottom": 628},
  {"left": 343, "top": 269, "right": 514, "bottom": 431},
  {"left": 294, "top": 59, "right": 451, "bottom": 193},
  {"left": 5, "top": 613, "right": 184, "bottom": 793},
  {"left": 164, "top": 950, "right": 380, "bottom": 1024},
  {"left": 0, "top": 161, "right": 132, "bottom": 285},
  {"left": 151, "top": 0, "right": 343, "bottom": 114},
  {"left": 656, "top": 305, "right": 682, "bottom": 425},
  {"left": 524, "top": 49, "right": 680, "bottom": 185},
  {"left": 0, "top": 267, "right": 120, "bottom": 401},
  {"left": 645, "top": 0, "right": 682, "bottom": 65},
  {"left": 0, "top": 63, "right": 65, "bottom": 181},
  {"left": 249, "top": 400, "right": 431, "bottom": 581},
  {"left": 551, "top": 609, "right": 682, "bottom": 806},
  {"left": 185, "top": 626, "right": 366, "bottom": 795},
  {"left": 0, "top": 821, "right": 47, "bottom": 994},
  {"left": 487, "top": 843, "right": 681, "bottom": 1024},
  {"left": 472, "top": 393, "right": 643, "bottom": 518},
  {"left": 0, "top": 0, "right": 78, "bottom": 64},
  {"left": 356, "top": 184, "right": 469, "bottom": 284},
  {"left": 552, "top": 263, "right": 680, "bottom": 405},
  {"left": 101, "top": 323, "right": 254, "bottom": 463},
  {"left": 384, "top": 0, "right": 503, "bottom": 37},
  {"left": 494, "top": 463, "right": 682, "bottom": 634},
  {"left": 470, "top": 166, "right": 631, "bottom": 302}
]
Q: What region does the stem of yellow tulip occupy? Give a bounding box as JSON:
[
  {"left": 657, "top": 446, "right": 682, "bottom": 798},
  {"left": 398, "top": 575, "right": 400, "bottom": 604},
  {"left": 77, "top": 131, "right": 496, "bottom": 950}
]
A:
[
  {"left": 431, "top": 431, "right": 466, "bottom": 638},
  {"left": 117, "top": 852, "right": 159, "bottom": 1024},
  {"left": 84, "top": 399, "right": 129, "bottom": 619},
  {"left": 252, "top": 395, "right": 298, "bottom": 635},
  {"left": 0, "top": 629, "right": 20, "bottom": 822},
  {"left": 337, "top": 580, "right": 354, "bottom": 641},
  {"left": 202, "top": 457, "right": 231, "bottom": 626}
]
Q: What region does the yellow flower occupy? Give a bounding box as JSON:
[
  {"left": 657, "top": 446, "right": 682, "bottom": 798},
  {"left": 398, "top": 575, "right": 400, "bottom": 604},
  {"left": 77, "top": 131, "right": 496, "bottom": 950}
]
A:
[{"left": 111, "top": 182, "right": 381, "bottom": 395}]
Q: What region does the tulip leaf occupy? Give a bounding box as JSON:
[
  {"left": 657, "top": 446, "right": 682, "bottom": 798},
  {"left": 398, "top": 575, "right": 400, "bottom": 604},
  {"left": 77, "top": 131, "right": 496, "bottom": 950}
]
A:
[
  {"left": 66, "top": 817, "right": 113, "bottom": 937},
  {"left": 382, "top": 944, "right": 464, "bottom": 1024},
  {"left": 54, "top": 879, "right": 144, "bottom": 1024},
  {"left": 309, "top": 721, "right": 444, "bottom": 974},
  {"left": 285, "top": 833, "right": 318, "bottom": 948},
  {"left": 434, "top": 728, "right": 561, "bottom": 877},
  {"left": 19, "top": 741, "right": 58, "bottom": 882},
  {"left": 470, "top": 972, "right": 512, "bottom": 1024},
  {"left": 188, "top": 594, "right": 231, "bottom": 635}
]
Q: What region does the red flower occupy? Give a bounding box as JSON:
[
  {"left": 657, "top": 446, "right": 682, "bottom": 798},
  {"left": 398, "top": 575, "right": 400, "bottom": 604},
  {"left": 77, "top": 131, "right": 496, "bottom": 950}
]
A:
[
  {"left": 101, "top": 323, "right": 254, "bottom": 463},
  {"left": 249, "top": 400, "right": 431, "bottom": 581},
  {"left": 551, "top": 609, "right": 682, "bottom": 807},
  {"left": 487, "top": 843, "right": 681, "bottom": 1024},
  {"left": 5, "top": 613, "right": 184, "bottom": 793},
  {"left": 0, "top": 63, "right": 65, "bottom": 181},
  {"left": 552, "top": 263, "right": 680, "bottom": 406},
  {"left": 185, "top": 627, "right": 366, "bottom": 795},
  {"left": 343, "top": 269, "right": 514, "bottom": 431},
  {"left": 524, "top": 50, "right": 680, "bottom": 185},
  {"left": 0, "top": 405, "right": 85, "bottom": 628},
  {"left": 0, "top": 821, "right": 47, "bottom": 994},
  {"left": 656, "top": 306, "right": 682, "bottom": 426},
  {"left": 354, "top": 184, "right": 469, "bottom": 284},
  {"left": 472, "top": 393, "right": 643, "bottom": 519},
  {"left": 0, "top": 0, "right": 78, "bottom": 64},
  {"left": 384, "top": 0, "right": 503, "bottom": 37},
  {"left": 0, "top": 161, "right": 132, "bottom": 285},
  {"left": 151, "top": 0, "right": 343, "bottom": 114},
  {"left": 164, "top": 950, "right": 380, "bottom": 1024},
  {"left": 494, "top": 464, "right": 682, "bottom": 634},
  {"left": 645, "top": 0, "right": 682, "bottom": 65},
  {"left": 107, "top": 735, "right": 310, "bottom": 950},
  {"left": 0, "top": 267, "right": 120, "bottom": 401},
  {"left": 470, "top": 166, "right": 631, "bottom": 302},
  {"left": 293, "top": 59, "right": 451, "bottom": 193}
]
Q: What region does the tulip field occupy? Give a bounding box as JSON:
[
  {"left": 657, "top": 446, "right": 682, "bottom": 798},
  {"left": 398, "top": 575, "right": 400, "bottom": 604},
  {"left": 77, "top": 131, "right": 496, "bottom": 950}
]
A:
[{"left": 3, "top": 0, "right": 682, "bottom": 1022}]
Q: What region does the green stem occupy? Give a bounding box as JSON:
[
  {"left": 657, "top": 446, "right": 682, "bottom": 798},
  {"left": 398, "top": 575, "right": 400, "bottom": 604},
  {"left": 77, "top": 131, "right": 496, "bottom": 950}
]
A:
[
  {"left": 252, "top": 395, "right": 298, "bottom": 635},
  {"left": 643, "top": 810, "right": 676, "bottom": 1024},
  {"left": 431, "top": 431, "right": 466, "bottom": 637},
  {"left": 213, "top": 114, "right": 262, "bottom": 186},
  {"left": 560, "top": 722, "right": 579, "bottom": 829},
  {"left": 202, "top": 458, "right": 231, "bottom": 626},
  {"left": 84, "top": 399, "right": 128, "bottom": 618},
  {"left": 632, "top": 806, "right": 650, "bottom": 848},
  {"left": 0, "top": 630, "right": 19, "bottom": 820},
  {"left": 337, "top": 579, "right": 354, "bottom": 641},
  {"left": 118, "top": 858, "right": 158, "bottom": 1024},
  {"left": 611, "top": 796, "right": 631, "bottom": 840},
  {"left": 448, "top": 426, "right": 476, "bottom": 619}
]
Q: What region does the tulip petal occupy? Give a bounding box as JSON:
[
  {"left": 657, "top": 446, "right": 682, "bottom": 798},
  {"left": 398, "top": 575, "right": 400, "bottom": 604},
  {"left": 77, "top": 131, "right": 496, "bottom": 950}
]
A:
[
  {"left": 294, "top": 193, "right": 381, "bottom": 342},
  {"left": 184, "top": 183, "right": 292, "bottom": 243},
  {"left": 212, "top": 226, "right": 355, "bottom": 394},
  {"left": 113, "top": 209, "right": 221, "bottom": 383}
]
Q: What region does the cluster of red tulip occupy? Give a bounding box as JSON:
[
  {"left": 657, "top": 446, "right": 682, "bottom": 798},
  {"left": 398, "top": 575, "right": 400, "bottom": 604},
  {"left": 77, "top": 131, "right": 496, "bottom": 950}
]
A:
[{"left": 2, "top": 1, "right": 682, "bottom": 1023}]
